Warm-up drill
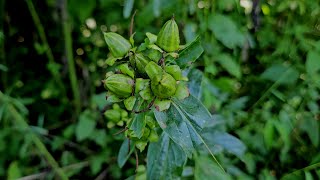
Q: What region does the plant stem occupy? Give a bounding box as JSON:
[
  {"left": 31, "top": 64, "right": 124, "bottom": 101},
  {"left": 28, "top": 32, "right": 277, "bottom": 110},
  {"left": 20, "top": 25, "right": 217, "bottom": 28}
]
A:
[
  {"left": 61, "top": 0, "right": 81, "bottom": 116},
  {"left": 17, "top": 161, "right": 88, "bottom": 180},
  {"left": 2, "top": 100, "right": 69, "bottom": 179},
  {"left": 25, "top": 0, "right": 67, "bottom": 99}
]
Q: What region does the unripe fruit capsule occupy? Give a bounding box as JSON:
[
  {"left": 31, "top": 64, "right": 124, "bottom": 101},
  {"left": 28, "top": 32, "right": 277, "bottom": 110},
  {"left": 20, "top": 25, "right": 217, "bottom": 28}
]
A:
[
  {"left": 156, "top": 18, "right": 180, "bottom": 52},
  {"left": 104, "top": 74, "right": 134, "bottom": 98},
  {"left": 103, "top": 32, "right": 131, "bottom": 58}
]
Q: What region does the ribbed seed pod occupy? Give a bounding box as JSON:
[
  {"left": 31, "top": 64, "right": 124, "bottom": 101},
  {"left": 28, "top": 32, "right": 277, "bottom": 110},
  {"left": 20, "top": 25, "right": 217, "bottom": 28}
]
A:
[
  {"left": 103, "top": 32, "right": 131, "bottom": 58},
  {"left": 104, "top": 74, "right": 134, "bottom": 98},
  {"left": 156, "top": 18, "right": 180, "bottom": 52},
  {"left": 135, "top": 53, "right": 151, "bottom": 76}
]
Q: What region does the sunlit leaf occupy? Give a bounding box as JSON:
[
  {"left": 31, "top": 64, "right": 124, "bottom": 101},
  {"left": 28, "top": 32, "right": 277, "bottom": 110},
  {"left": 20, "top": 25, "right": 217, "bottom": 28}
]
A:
[{"left": 176, "top": 36, "right": 204, "bottom": 69}]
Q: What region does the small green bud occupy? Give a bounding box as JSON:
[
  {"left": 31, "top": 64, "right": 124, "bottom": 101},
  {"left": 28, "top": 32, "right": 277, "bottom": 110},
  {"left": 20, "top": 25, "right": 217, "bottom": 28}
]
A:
[
  {"left": 104, "top": 74, "right": 134, "bottom": 98},
  {"left": 112, "top": 103, "right": 121, "bottom": 110},
  {"left": 104, "top": 109, "right": 121, "bottom": 122},
  {"left": 120, "top": 109, "right": 128, "bottom": 119},
  {"left": 156, "top": 18, "right": 180, "bottom": 52},
  {"left": 103, "top": 32, "right": 131, "bottom": 58},
  {"left": 151, "top": 72, "right": 177, "bottom": 99}
]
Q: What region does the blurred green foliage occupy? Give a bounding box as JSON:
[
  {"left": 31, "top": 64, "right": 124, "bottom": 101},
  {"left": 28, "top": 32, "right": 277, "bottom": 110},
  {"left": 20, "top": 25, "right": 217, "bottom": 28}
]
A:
[{"left": 0, "top": 0, "right": 320, "bottom": 179}]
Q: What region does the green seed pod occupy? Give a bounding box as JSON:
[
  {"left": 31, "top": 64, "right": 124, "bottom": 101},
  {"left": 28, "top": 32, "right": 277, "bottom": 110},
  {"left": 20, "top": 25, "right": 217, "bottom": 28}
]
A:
[
  {"left": 145, "top": 61, "right": 163, "bottom": 83},
  {"left": 135, "top": 53, "right": 151, "bottom": 76},
  {"left": 104, "top": 74, "right": 134, "bottom": 98},
  {"left": 143, "top": 48, "right": 162, "bottom": 62},
  {"left": 104, "top": 109, "right": 121, "bottom": 122},
  {"left": 164, "top": 65, "right": 183, "bottom": 80},
  {"left": 151, "top": 72, "right": 177, "bottom": 99},
  {"left": 156, "top": 18, "right": 180, "bottom": 52},
  {"left": 103, "top": 32, "right": 131, "bottom": 58}
]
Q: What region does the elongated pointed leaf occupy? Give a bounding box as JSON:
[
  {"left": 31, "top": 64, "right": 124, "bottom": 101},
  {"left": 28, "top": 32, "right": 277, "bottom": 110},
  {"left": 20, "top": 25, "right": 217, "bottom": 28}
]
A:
[
  {"left": 123, "top": 0, "right": 134, "bottom": 18},
  {"left": 176, "top": 36, "right": 204, "bottom": 69},
  {"left": 195, "top": 155, "right": 231, "bottom": 180},
  {"left": 117, "top": 139, "right": 135, "bottom": 168},
  {"left": 200, "top": 130, "right": 246, "bottom": 158},
  {"left": 147, "top": 132, "right": 187, "bottom": 180},
  {"left": 129, "top": 113, "right": 147, "bottom": 138}
]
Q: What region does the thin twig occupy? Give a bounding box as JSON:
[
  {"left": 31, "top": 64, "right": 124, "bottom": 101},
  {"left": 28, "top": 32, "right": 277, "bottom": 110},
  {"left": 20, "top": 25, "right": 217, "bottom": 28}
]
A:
[
  {"left": 135, "top": 149, "right": 139, "bottom": 172},
  {"left": 128, "top": 138, "right": 131, "bottom": 154},
  {"left": 25, "top": 0, "right": 67, "bottom": 98},
  {"left": 17, "top": 161, "right": 89, "bottom": 180},
  {"left": 60, "top": 0, "right": 81, "bottom": 116},
  {"left": 94, "top": 168, "right": 108, "bottom": 180},
  {"left": 113, "top": 127, "right": 128, "bottom": 136},
  {"left": 129, "top": 10, "right": 137, "bottom": 36}
]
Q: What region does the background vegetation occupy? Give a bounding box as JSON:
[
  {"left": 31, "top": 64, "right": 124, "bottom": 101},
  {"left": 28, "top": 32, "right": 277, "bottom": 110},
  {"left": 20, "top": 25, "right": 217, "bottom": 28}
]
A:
[{"left": 1, "top": 0, "right": 320, "bottom": 179}]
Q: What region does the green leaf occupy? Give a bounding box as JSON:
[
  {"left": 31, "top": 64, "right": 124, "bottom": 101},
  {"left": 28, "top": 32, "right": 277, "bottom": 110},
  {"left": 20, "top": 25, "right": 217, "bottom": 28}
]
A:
[
  {"left": 7, "top": 161, "right": 21, "bottom": 180},
  {"left": 68, "top": 0, "right": 96, "bottom": 22},
  {"left": 153, "top": 0, "right": 161, "bottom": 17},
  {"left": 216, "top": 54, "right": 241, "bottom": 78},
  {"left": 147, "top": 132, "right": 187, "bottom": 180},
  {"left": 208, "top": 14, "right": 245, "bottom": 49},
  {"left": 176, "top": 36, "right": 204, "bottom": 69},
  {"left": 0, "top": 64, "right": 8, "bottom": 72},
  {"left": 264, "top": 119, "right": 275, "bottom": 150},
  {"left": 200, "top": 130, "right": 246, "bottom": 158},
  {"left": 75, "top": 110, "right": 97, "bottom": 141},
  {"left": 306, "top": 51, "right": 320, "bottom": 87},
  {"left": 195, "top": 155, "right": 231, "bottom": 180},
  {"left": 118, "top": 139, "right": 135, "bottom": 168},
  {"left": 154, "top": 95, "right": 226, "bottom": 171},
  {"left": 129, "top": 113, "right": 147, "bottom": 138},
  {"left": 306, "top": 51, "right": 320, "bottom": 76},
  {"left": 260, "top": 64, "right": 299, "bottom": 85},
  {"left": 123, "top": 0, "right": 134, "bottom": 18},
  {"left": 154, "top": 95, "right": 210, "bottom": 157},
  {"left": 299, "top": 113, "right": 319, "bottom": 147}
]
